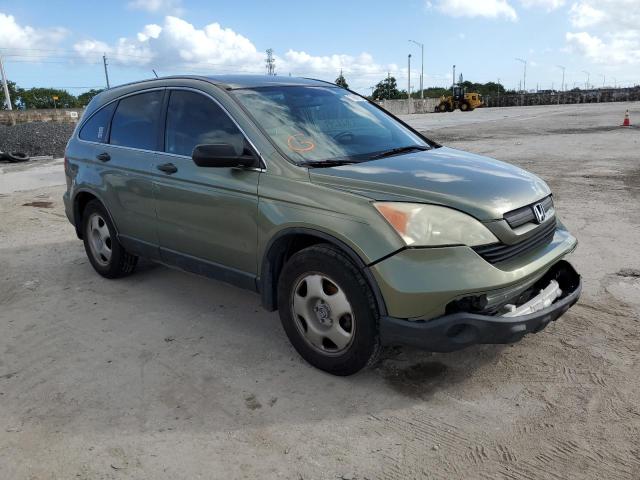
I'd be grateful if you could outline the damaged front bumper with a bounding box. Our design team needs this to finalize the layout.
[379,260,581,352]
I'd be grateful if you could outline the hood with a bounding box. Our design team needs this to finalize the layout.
[309,146,551,221]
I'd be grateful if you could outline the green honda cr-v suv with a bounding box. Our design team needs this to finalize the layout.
[64,75,581,375]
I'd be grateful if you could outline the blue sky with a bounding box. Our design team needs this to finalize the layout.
[0,0,637,95]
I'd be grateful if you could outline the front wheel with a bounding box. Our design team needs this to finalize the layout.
[277,244,381,376]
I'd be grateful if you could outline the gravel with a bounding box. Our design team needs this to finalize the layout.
[0,122,76,158]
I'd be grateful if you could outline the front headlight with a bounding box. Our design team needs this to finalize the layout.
[374,202,499,247]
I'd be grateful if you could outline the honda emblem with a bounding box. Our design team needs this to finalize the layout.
[533,203,546,223]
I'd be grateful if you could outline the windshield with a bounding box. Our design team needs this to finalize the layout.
[232,86,429,164]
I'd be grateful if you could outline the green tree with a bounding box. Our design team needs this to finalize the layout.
[17,87,78,109]
[420,87,450,98]
[77,89,104,106]
[0,80,19,110]
[335,71,349,89]
[372,76,401,100]
[458,80,505,97]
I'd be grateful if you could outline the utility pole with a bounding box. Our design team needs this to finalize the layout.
[601,74,605,88]
[557,65,566,92]
[452,65,456,94]
[409,40,424,99]
[582,70,590,89]
[0,54,13,110]
[265,49,276,76]
[407,54,411,114]
[515,58,527,92]
[103,54,111,89]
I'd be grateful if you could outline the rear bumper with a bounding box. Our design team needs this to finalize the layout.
[379,261,581,352]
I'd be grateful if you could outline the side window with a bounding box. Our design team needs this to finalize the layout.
[78,103,116,143]
[110,91,163,150]
[165,90,245,157]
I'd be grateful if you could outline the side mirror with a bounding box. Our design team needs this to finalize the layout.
[192,143,259,168]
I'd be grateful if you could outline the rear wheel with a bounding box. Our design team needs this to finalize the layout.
[82,200,137,278]
[460,102,470,111]
[277,244,381,376]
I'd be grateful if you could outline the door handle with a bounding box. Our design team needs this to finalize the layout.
[96,152,111,162]
[157,163,178,174]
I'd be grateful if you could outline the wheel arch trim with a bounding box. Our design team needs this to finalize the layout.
[259,227,388,316]
[72,188,119,238]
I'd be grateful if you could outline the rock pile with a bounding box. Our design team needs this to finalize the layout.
[0,122,76,158]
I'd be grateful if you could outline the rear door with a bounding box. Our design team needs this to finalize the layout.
[152,88,260,285]
[95,89,164,250]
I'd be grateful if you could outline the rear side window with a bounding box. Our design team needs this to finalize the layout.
[79,103,116,143]
[110,91,163,150]
[165,90,245,157]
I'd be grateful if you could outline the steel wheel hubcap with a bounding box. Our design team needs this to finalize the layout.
[291,273,355,355]
[87,213,112,266]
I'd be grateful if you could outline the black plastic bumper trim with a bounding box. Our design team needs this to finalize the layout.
[379,263,582,352]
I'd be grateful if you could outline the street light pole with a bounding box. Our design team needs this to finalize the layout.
[407,54,412,114]
[515,58,527,92]
[582,70,590,89]
[557,65,566,92]
[409,40,424,99]
[452,64,456,94]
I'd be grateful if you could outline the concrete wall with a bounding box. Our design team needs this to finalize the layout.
[376,98,439,115]
[375,87,640,114]
[0,108,84,126]
[484,87,640,108]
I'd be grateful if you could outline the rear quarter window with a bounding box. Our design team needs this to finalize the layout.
[78,103,116,143]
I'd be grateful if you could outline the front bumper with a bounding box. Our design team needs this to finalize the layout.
[368,224,578,320]
[379,260,581,351]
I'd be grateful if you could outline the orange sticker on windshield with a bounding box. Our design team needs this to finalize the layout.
[287,133,316,153]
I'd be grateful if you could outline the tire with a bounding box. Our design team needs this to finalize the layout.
[438,103,447,113]
[7,152,29,163]
[277,244,381,376]
[82,200,137,279]
[460,102,469,111]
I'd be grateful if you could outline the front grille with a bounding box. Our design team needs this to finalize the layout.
[504,196,554,228]
[474,219,557,264]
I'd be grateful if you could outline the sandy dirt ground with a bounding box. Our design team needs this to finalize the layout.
[1,102,639,479]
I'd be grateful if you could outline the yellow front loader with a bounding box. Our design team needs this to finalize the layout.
[436,86,484,112]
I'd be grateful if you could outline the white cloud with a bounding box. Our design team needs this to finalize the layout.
[565,1,640,65]
[127,0,183,14]
[568,2,606,27]
[0,12,67,50]
[137,24,162,42]
[566,31,640,64]
[72,16,396,88]
[429,0,518,21]
[520,0,565,10]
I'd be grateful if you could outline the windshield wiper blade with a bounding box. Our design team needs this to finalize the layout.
[299,159,359,168]
[368,145,429,160]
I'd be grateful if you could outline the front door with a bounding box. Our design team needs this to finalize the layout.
[152,89,260,287]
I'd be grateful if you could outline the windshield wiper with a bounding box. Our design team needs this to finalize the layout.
[368,145,429,160]
[299,159,360,168]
